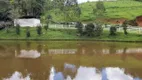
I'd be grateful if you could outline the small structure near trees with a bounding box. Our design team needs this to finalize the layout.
[14,18,41,27]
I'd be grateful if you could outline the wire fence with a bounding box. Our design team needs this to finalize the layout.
[48,23,142,34]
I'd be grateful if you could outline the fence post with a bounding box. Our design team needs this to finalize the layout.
[139,28,141,34]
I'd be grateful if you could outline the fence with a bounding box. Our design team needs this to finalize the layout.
[49,24,76,29]
[48,23,142,34]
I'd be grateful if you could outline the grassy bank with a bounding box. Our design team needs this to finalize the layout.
[45,0,142,22]
[0,27,142,42]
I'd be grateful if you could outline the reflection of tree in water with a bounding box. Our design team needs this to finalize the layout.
[63,63,77,79]
[44,46,49,54]
[121,47,128,61]
[76,43,85,55]
[16,43,21,55]
[109,44,117,54]
[26,41,31,50]
[0,45,5,53]
[79,43,95,55]
[77,42,108,55]
[0,45,6,57]
[17,58,50,80]
[0,43,15,57]
[37,44,42,53]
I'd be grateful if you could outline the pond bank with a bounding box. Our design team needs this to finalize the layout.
[0,28,142,42]
[1,39,142,43]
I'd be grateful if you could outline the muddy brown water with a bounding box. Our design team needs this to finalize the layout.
[0,41,142,80]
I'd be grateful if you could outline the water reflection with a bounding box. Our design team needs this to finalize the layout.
[0,41,142,79]
[74,67,101,80]
[16,50,41,59]
[49,65,142,80]
[49,67,64,80]
[1,41,142,57]
[3,71,30,80]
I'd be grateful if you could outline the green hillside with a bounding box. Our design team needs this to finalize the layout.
[45,0,142,22]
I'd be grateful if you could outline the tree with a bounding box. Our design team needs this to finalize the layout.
[76,22,83,36]
[44,22,49,31]
[10,0,45,18]
[36,25,42,36]
[85,23,95,37]
[94,23,103,36]
[122,21,128,35]
[15,24,20,35]
[63,0,81,21]
[92,1,106,16]
[96,1,105,12]
[26,27,31,37]
[109,26,117,36]
[0,0,11,21]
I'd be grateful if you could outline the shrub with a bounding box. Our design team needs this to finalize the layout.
[75,22,83,36]
[15,24,20,35]
[122,21,128,35]
[94,23,103,36]
[6,27,9,33]
[26,27,30,38]
[47,14,52,20]
[36,25,42,36]
[96,1,105,12]
[85,23,95,37]
[44,23,49,31]
[109,26,117,36]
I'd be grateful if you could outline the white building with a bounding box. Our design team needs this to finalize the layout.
[14,18,41,27]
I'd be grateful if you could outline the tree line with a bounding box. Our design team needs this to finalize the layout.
[0,0,106,22]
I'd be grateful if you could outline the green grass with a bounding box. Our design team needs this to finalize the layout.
[1,27,142,42]
[44,0,142,22]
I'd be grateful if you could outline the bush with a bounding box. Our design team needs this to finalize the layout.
[75,22,83,36]
[44,23,49,31]
[96,1,105,12]
[85,23,95,37]
[94,23,103,36]
[26,27,30,38]
[36,25,42,36]
[15,24,20,35]
[109,26,117,36]
[122,21,128,35]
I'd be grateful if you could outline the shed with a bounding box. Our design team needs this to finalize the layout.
[14,18,41,27]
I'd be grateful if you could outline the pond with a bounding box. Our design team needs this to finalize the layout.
[0,41,142,80]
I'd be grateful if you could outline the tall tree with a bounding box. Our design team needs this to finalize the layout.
[63,0,81,21]
[10,0,46,18]
[0,0,11,21]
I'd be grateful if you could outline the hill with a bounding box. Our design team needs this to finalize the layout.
[44,0,142,23]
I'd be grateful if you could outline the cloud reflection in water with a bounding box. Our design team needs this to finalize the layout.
[49,65,141,80]
[3,71,30,80]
